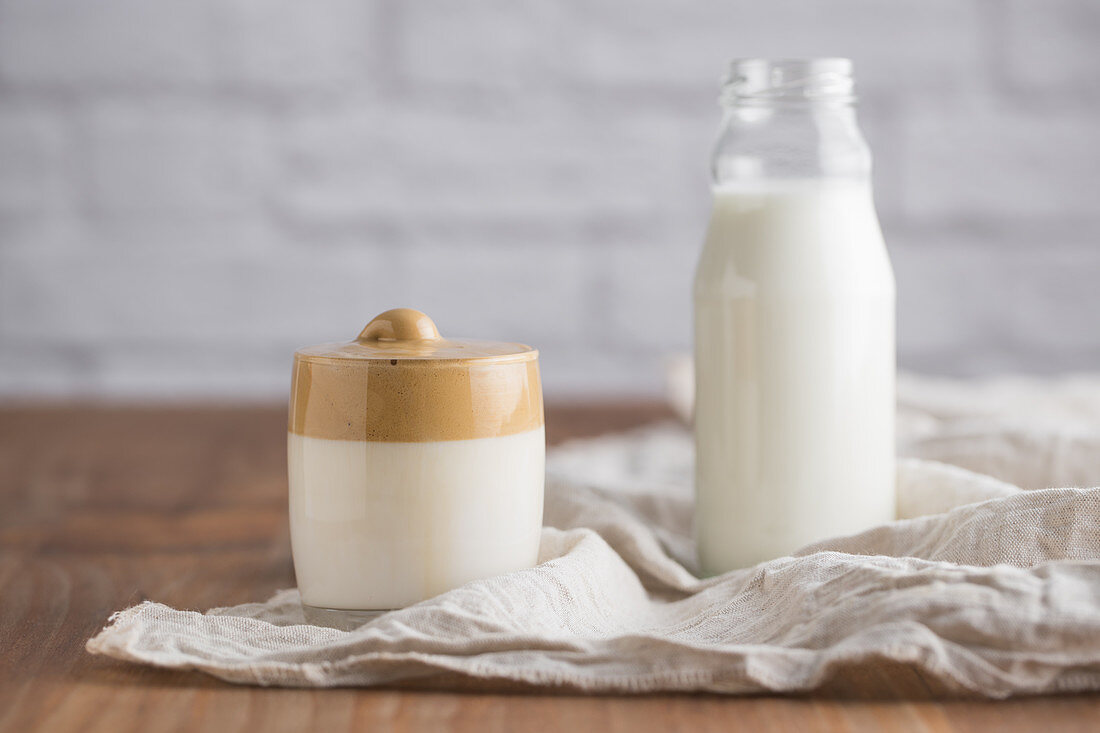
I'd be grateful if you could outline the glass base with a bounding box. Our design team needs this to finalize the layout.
[301,603,391,631]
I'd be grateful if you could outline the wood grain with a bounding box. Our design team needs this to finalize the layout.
[1,403,1097,732]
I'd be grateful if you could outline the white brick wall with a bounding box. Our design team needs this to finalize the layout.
[902,103,1100,223]
[0,0,1098,399]
[557,0,988,94]
[394,0,560,92]
[891,230,1100,374]
[85,101,273,217]
[1003,0,1100,94]
[0,0,217,88]
[0,105,72,216]
[217,0,377,90]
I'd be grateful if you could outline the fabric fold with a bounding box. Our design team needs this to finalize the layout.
[87,378,1100,696]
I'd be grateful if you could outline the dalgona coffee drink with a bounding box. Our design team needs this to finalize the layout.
[288,309,544,626]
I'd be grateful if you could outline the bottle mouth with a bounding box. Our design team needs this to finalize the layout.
[721,58,856,106]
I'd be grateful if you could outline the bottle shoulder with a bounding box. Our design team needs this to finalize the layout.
[694,184,894,298]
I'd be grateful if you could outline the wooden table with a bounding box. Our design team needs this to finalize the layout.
[1,404,1097,732]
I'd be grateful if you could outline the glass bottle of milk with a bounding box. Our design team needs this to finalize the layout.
[694,58,895,574]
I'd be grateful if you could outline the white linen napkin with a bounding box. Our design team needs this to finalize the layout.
[87,376,1100,696]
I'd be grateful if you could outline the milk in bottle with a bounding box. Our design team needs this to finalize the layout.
[694,59,896,573]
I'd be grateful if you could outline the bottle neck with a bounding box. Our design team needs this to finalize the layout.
[712,59,870,186]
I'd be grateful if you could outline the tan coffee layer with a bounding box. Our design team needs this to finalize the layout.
[289,356,543,442]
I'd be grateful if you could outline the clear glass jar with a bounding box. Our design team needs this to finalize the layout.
[694,59,896,573]
[289,309,545,628]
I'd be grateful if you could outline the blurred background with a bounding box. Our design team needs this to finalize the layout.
[0,0,1097,401]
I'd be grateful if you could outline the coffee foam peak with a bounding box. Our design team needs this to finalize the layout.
[289,309,543,442]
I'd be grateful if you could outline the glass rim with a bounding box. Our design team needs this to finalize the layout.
[721,57,857,106]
